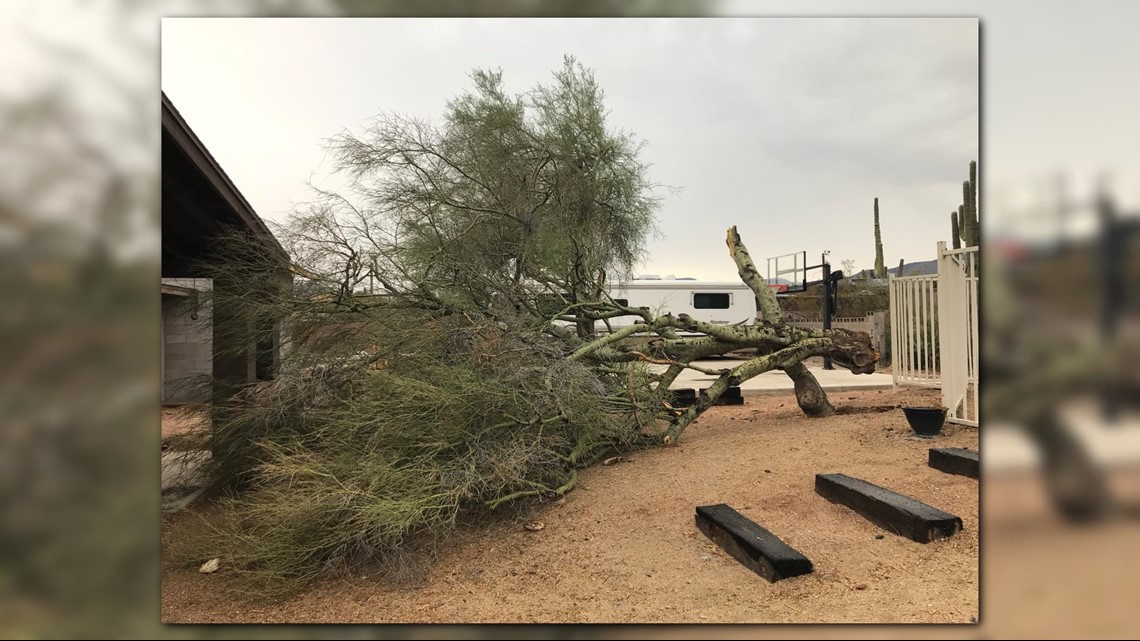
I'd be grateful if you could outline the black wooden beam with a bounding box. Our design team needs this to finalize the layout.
[815,473,963,543]
[670,388,697,407]
[694,504,813,582]
[928,448,979,479]
[699,386,745,405]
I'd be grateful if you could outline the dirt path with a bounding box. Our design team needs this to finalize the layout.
[162,387,978,624]
[161,405,208,442]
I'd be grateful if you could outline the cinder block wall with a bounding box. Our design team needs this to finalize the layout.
[785,312,888,364]
[162,279,213,403]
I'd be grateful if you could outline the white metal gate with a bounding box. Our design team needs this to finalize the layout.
[889,243,979,427]
[937,243,979,427]
[889,273,940,387]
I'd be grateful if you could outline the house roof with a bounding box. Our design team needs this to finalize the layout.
[161,91,288,273]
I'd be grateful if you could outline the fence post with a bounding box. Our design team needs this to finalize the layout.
[871,311,887,364]
[937,241,965,421]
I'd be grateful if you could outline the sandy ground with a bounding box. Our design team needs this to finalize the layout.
[617,472,1140,640]
[161,405,208,443]
[161,387,979,624]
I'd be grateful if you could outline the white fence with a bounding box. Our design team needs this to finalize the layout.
[888,274,940,387]
[889,243,979,427]
[938,243,979,427]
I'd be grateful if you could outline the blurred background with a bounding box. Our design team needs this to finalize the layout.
[1,0,1138,638]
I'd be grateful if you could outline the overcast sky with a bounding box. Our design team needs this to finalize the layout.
[162,17,976,281]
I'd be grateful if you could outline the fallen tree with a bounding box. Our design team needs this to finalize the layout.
[556,225,876,443]
[183,58,877,596]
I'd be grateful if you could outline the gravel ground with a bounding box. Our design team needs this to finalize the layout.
[162,387,979,624]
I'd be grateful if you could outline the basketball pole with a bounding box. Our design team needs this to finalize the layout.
[773,250,839,371]
[821,251,833,370]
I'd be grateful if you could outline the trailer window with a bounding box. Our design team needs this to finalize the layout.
[613,298,629,307]
[693,293,731,309]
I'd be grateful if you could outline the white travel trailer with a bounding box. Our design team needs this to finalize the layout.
[604,278,759,332]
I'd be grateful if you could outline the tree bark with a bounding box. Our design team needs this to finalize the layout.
[726,225,782,323]
[663,338,834,443]
[785,361,835,416]
[549,228,874,441]
[726,225,836,417]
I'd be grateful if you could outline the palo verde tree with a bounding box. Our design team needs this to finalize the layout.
[191,56,878,595]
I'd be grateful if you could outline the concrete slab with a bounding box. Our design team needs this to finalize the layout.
[162,450,211,491]
[981,425,1040,473]
[162,450,211,513]
[657,359,894,396]
[985,403,1140,474]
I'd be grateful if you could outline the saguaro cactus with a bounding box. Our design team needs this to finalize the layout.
[968,160,979,246]
[951,161,980,248]
[873,197,885,278]
[898,258,905,277]
[962,181,975,247]
[958,204,968,246]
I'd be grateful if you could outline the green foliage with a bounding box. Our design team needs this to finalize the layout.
[190,313,661,597]
[181,58,669,597]
[322,55,661,313]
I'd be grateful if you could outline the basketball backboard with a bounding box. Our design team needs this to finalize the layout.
[766,251,807,292]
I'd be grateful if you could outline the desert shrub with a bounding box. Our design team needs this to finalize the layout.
[183,314,662,597]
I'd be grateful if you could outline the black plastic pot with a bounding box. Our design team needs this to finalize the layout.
[902,407,947,438]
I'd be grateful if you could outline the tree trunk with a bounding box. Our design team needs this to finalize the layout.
[786,361,835,416]
[663,338,835,443]
[1028,412,1112,522]
[560,228,876,444]
[726,225,837,417]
